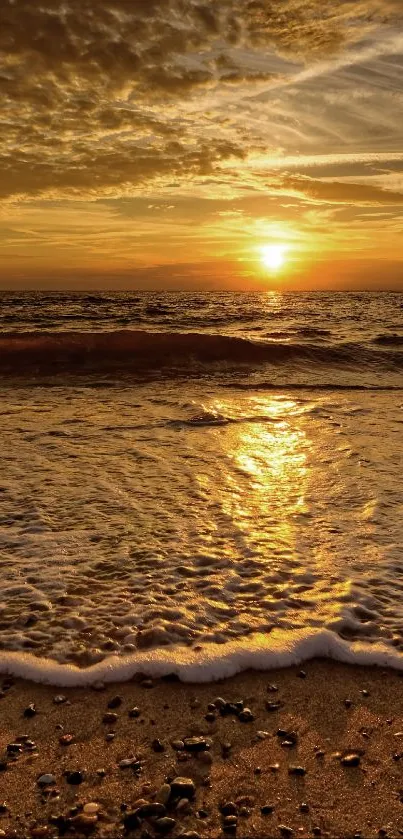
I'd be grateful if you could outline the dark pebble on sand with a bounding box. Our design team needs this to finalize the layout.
[197,809,208,819]
[107,695,123,709]
[221,742,232,758]
[312,828,321,836]
[213,697,226,710]
[266,701,281,712]
[23,704,37,718]
[207,703,216,712]
[0,803,8,814]
[183,737,211,752]
[341,753,361,767]
[65,770,84,785]
[53,695,67,704]
[171,739,185,751]
[261,805,274,815]
[102,712,118,724]
[129,707,140,718]
[279,826,294,837]
[152,738,165,753]
[205,712,216,722]
[223,815,238,827]
[106,732,115,742]
[344,699,353,708]
[71,814,98,833]
[0,762,8,772]
[170,777,196,800]
[297,670,307,679]
[300,803,310,813]
[141,679,154,689]
[288,766,306,776]
[220,802,238,817]
[239,708,255,722]
[136,803,166,819]
[361,689,370,697]
[267,683,279,692]
[155,817,176,834]
[7,743,22,754]
[123,811,140,831]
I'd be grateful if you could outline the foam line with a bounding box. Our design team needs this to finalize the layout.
[0,629,402,686]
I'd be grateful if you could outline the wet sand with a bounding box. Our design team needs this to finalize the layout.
[0,659,403,838]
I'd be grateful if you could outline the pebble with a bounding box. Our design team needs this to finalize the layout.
[221,742,232,758]
[155,817,176,834]
[269,762,280,772]
[279,826,294,837]
[102,712,118,724]
[119,757,139,769]
[361,689,370,697]
[107,695,123,709]
[223,815,238,827]
[83,803,100,814]
[123,811,140,831]
[288,765,306,776]
[197,751,213,766]
[171,739,185,751]
[297,670,307,679]
[267,683,279,692]
[129,707,141,718]
[313,828,321,837]
[136,803,166,818]
[170,777,196,800]
[106,732,115,742]
[59,734,74,746]
[213,697,227,710]
[238,708,255,722]
[37,774,56,786]
[23,704,37,718]
[197,809,209,819]
[53,695,67,704]
[341,753,361,767]
[156,784,172,805]
[183,737,211,752]
[140,679,154,689]
[0,804,7,814]
[257,730,270,740]
[266,701,281,712]
[344,699,353,708]
[220,802,238,816]
[65,770,85,785]
[71,814,98,832]
[261,805,275,815]
[205,712,216,722]
[300,803,310,813]
[176,797,191,812]
[152,738,165,753]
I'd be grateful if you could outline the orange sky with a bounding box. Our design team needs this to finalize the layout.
[1,0,403,289]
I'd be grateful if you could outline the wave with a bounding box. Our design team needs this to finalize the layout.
[0,330,402,377]
[0,628,402,686]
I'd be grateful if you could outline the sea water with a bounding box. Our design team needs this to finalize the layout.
[0,290,402,684]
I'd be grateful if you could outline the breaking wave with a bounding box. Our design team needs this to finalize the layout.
[0,330,402,377]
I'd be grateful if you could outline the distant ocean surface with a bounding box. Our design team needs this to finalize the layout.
[0,290,403,685]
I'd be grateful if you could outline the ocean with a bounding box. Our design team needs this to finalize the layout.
[0,290,403,685]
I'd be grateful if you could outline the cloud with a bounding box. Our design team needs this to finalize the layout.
[280,174,403,204]
[0,0,402,201]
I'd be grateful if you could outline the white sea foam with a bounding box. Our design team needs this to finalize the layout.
[0,628,402,686]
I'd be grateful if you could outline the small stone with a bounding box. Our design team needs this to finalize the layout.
[312,828,321,837]
[300,803,310,813]
[65,770,84,785]
[297,670,307,679]
[221,742,232,758]
[266,701,281,712]
[238,708,255,722]
[171,739,185,751]
[7,743,22,754]
[128,707,140,718]
[83,803,101,814]
[102,712,118,724]
[170,777,196,800]
[105,732,115,742]
[315,750,325,758]
[37,774,56,786]
[183,737,211,752]
[288,766,306,776]
[152,738,165,753]
[279,826,294,837]
[96,768,106,776]
[71,814,98,833]
[361,689,370,697]
[220,802,238,816]
[198,751,213,766]
[261,805,274,815]
[141,678,154,689]
[205,712,216,722]
[119,757,139,769]
[155,817,176,834]
[107,695,122,709]
[156,784,172,805]
[269,763,280,772]
[213,697,226,709]
[197,809,209,819]
[257,731,270,740]
[267,683,279,692]
[23,704,37,718]
[176,798,191,812]
[123,811,140,832]
[277,729,298,743]
[344,699,353,708]
[53,695,67,704]
[59,734,74,746]
[136,803,166,818]
[341,753,361,767]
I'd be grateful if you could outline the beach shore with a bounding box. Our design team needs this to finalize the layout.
[0,658,402,838]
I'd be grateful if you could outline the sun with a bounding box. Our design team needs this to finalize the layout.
[260,244,287,271]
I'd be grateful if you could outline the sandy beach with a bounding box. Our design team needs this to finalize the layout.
[0,659,402,838]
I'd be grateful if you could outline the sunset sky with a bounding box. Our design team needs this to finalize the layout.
[1,0,403,289]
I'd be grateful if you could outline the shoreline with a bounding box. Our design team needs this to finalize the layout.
[0,659,402,838]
